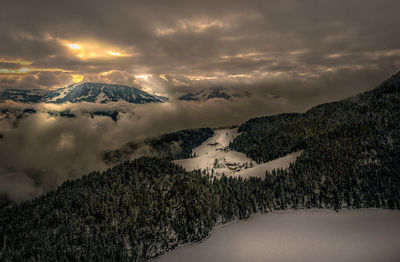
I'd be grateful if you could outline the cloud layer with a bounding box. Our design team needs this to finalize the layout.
[0,95,298,201]
[0,0,399,97]
[0,0,400,201]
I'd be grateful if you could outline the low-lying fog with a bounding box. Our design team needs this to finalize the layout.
[155,209,400,262]
[0,95,301,202]
[0,69,392,202]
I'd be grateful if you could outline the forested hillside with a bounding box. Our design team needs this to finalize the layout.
[1,72,399,261]
[231,71,400,209]
[2,152,399,261]
[103,128,214,165]
[231,72,400,164]
[0,158,268,261]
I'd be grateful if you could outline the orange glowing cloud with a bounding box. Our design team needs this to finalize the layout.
[65,43,82,50]
[159,74,168,81]
[135,74,151,80]
[108,51,122,56]
[60,39,132,59]
[100,70,113,76]
[71,74,84,83]
[0,67,70,74]
[0,58,32,65]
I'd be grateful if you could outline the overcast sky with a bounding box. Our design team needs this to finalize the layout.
[0,0,399,99]
[1,0,400,201]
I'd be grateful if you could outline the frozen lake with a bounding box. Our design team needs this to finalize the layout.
[154,209,400,262]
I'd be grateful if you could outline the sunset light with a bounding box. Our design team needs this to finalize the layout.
[61,39,130,59]
[1,1,400,261]
[0,67,68,74]
[135,74,151,80]
[71,74,83,83]
[65,43,82,50]
[0,58,32,65]
[108,51,122,56]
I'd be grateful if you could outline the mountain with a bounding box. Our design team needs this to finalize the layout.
[0,83,168,104]
[45,83,168,104]
[178,87,249,101]
[0,89,47,103]
[1,72,400,261]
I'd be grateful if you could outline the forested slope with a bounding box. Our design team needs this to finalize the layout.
[103,128,213,165]
[231,72,400,164]
[2,151,399,261]
[1,72,400,261]
[231,71,400,209]
[0,158,268,261]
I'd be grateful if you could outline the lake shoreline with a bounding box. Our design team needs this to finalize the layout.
[154,208,400,262]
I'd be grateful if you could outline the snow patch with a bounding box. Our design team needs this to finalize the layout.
[233,151,303,179]
[95,90,109,103]
[175,128,302,178]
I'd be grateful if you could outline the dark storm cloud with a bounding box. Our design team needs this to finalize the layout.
[1,0,399,88]
[0,0,400,201]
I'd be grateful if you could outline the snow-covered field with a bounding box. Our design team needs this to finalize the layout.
[232,150,303,179]
[174,128,254,176]
[174,128,302,178]
[155,209,400,262]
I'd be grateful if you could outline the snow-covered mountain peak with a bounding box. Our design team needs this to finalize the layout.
[0,82,169,104]
[178,86,250,101]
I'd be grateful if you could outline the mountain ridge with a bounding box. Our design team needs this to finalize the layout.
[0,82,168,104]
[178,86,250,101]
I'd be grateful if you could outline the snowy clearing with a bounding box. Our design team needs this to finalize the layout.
[232,150,303,179]
[174,128,254,176]
[174,128,302,178]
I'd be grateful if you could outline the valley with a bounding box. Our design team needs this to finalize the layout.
[174,128,302,178]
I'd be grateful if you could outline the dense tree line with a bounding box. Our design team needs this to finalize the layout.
[103,128,214,165]
[231,72,400,165]
[0,158,263,261]
[230,71,400,208]
[2,151,399,261]
[230,112,307,163]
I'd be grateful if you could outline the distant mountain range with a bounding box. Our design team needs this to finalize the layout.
[0,83,253,104]
[0,83,168,104]
[178,87,250,101]
[0,89,47,103]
